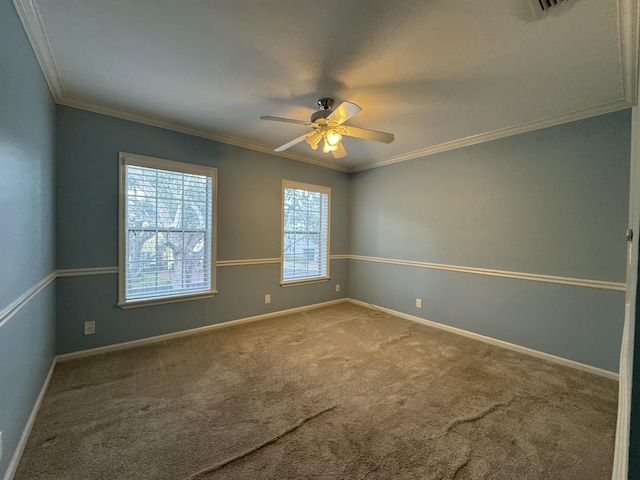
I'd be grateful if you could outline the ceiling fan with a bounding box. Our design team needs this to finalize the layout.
[260,98,394,158]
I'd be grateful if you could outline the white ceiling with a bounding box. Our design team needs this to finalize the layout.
[14,0,638,172]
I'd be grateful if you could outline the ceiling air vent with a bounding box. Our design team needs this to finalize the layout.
[528,0,567,17]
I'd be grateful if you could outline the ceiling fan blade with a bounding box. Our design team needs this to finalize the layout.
[260,116,313,126]
[274,133,310,152]
[341,125,394,144]
[331,142,347,158]
[327,101,362,125]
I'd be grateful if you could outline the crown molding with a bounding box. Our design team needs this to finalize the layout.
[14,0,638,174]
[58,94,633,175]
[12,0,65,100]
[351,100,633,172]
[12,0,348,173]
[354,0,639,173]
[58,95,350,173]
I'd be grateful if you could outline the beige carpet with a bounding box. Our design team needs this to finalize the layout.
[15,303,617,479]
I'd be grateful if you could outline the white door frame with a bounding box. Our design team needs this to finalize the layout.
[612,107,640,479]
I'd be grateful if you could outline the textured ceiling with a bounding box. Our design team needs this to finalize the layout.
[14,0,638,171]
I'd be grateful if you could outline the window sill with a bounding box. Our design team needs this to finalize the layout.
[280,277,331,287]
[118,291,218,309]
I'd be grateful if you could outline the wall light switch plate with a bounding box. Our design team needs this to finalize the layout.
[416,298,422,308]
[84,321,96,335]
[336,284,341,292]
[265,294,271,304]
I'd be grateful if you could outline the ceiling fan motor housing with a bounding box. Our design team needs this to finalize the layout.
[311,98,335,123]
[317,98,334,110]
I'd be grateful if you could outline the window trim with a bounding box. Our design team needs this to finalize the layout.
[118,152,217,308]
[280,180,331,286]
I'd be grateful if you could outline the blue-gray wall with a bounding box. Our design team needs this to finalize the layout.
[3,4,637,474]
[348,111,630,372]
[0,1,57,478]
[55,106,349,354]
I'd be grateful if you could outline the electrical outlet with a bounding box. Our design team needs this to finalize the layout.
[84,321,96,335]
[336,284,341,292]
[416,298,422,308]
[265,294,271,304]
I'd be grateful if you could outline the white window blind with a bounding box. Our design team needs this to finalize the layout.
[119,153,217,307]
[282,180,330,284]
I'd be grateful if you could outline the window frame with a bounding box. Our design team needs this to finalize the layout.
[280,180,331,286]
[118,152,218,309]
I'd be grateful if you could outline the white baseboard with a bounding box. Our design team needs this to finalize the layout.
[57,298,348,362]
[346,298,619,381]
[3,358,57,480]
[57,296,619,379]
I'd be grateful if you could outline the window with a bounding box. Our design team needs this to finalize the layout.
[281,180,330,285]
[118,153,217,308]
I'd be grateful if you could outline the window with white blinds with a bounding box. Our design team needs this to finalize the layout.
[118,153,217,307]
[281,180,330,285]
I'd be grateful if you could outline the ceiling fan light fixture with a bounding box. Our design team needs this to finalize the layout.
[322,141,338,153]
[325,129,342,147]
[322,130,341,153]
[261,98,394,158]
[306,130,323,150]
